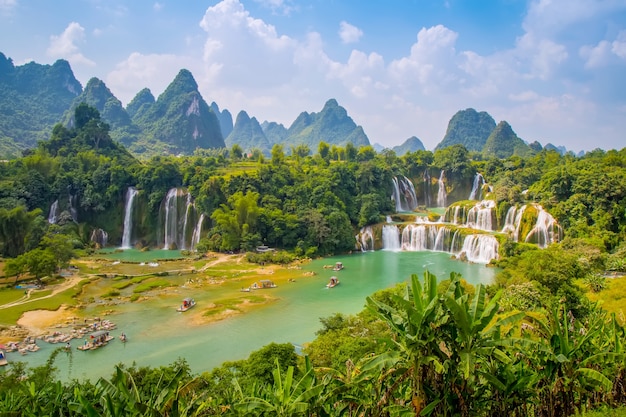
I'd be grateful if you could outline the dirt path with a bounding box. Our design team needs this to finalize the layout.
[0,275,84,310]
[198,253,242,271]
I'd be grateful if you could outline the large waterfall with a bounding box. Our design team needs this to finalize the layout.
[121,187,138,249]
[391,176,418,212]
[436,170,447,208]
[48,200,59,224]
[190,213,205,251]
[356,226,374,251]
[469,173,485,200]
[161,188,205,250]
[466,200,496,231]
[382,224,401,250]
[380,220,498,264]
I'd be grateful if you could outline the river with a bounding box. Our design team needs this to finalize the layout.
[3,250,497,382]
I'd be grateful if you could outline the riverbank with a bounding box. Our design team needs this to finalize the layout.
[0,252,310,345]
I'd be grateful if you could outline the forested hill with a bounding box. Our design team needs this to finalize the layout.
[0,52,82,158]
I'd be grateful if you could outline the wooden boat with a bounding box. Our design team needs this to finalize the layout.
[326,276,340,288]
[250,280,277,290]
[119,333,128,343]
[77,330,114,351]
[177,298,196,312]
[332,262,344,271]
[0,349,7,366]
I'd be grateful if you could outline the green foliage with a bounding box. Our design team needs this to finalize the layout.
[436,108,496,152]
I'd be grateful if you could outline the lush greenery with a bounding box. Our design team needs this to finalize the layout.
[1,271,625,416]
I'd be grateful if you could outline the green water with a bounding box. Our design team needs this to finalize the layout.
[5,251,496,382]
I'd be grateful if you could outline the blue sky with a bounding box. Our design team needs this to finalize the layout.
[1,0,625,152]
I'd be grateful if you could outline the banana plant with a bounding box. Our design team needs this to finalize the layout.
[235,358,324,417]
[364,271,448,416]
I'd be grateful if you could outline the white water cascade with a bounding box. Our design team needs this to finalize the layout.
[457,235,499,264]
[525,205,563,248]
[190,213,205,251]
[162,188,181,250]
[356,226,374,251]
[391,176,418,212]
[469,173,485,200]
[436,170,447,208]
[68,193,78,222]
[180,193,193,250]
[466,200,497,231]
[121,187,138,249]
[382,225,401,250]
[48,200,59,224]
[90,229,109,248]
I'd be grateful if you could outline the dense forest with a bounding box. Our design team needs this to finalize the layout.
[1,104,626,415]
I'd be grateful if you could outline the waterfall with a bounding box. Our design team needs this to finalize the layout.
[180,193,193,250]
[48,200,59,224]
[457,235,499,264]
[90,228,108,248]
[466,200,496,231]
[356,226,374,251]
[386,215,392,223]
[162,188,181,250]
[121,187,138,249]
[469,173,485,200]
[525,205,563,248]
[190,213,205,251]
[382,225,401,250]
[423,169,431,207]
[436,170,447,207]
[391,176,418,212]
[501,206,517,234]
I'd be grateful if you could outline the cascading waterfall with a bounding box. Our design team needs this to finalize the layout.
[382,225,400,250]
[391,176,418,212]
[48,200,59,224]
[525,205,563,248]
[436,170,447,207]
[180,193,193,250]
[469,173,485,200]
[190,213,205,251]
[90,229,108,248]
[466,200,496,231]
[423,169,431,207]
[121,187,138,249]
[457,235,499,264]
[501,206,517,234]
[386,215,392,223]
[356,226,374,251]
[162,188,182,250]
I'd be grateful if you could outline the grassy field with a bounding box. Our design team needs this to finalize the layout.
[586,276,626,322]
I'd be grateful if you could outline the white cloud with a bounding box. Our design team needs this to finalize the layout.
[0,0,17,15]
[339,21,363,44]
[153,2,164,12]
[612,30,626,59]
[580,40,612,68]
[46,22,95,67]
[106,52,195,105]
[252,0,295,15]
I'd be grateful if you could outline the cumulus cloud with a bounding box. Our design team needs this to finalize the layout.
[580,40,612,68]
[612,30,626,59]
[106,52,195,105]
[46,22,95,67]
[198,0,296,88]
[0,0,17,14]
[339,21,363,44]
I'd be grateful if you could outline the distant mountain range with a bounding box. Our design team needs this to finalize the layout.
[0,52,575,159]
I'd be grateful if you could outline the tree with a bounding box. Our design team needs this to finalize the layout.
[318,141,330,161]
[231,143,243,161]
[271,144,285,166]
[24,248,57,284]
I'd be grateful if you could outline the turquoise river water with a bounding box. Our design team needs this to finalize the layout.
[3,250,497,382]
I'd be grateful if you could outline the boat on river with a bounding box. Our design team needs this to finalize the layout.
[332,262,344,271]
[77,330,114,351]
[177,298,196,312]
[0,349,7,366]
[250,280,277,290]
[326,276,340,288]
[119,332,128,343]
